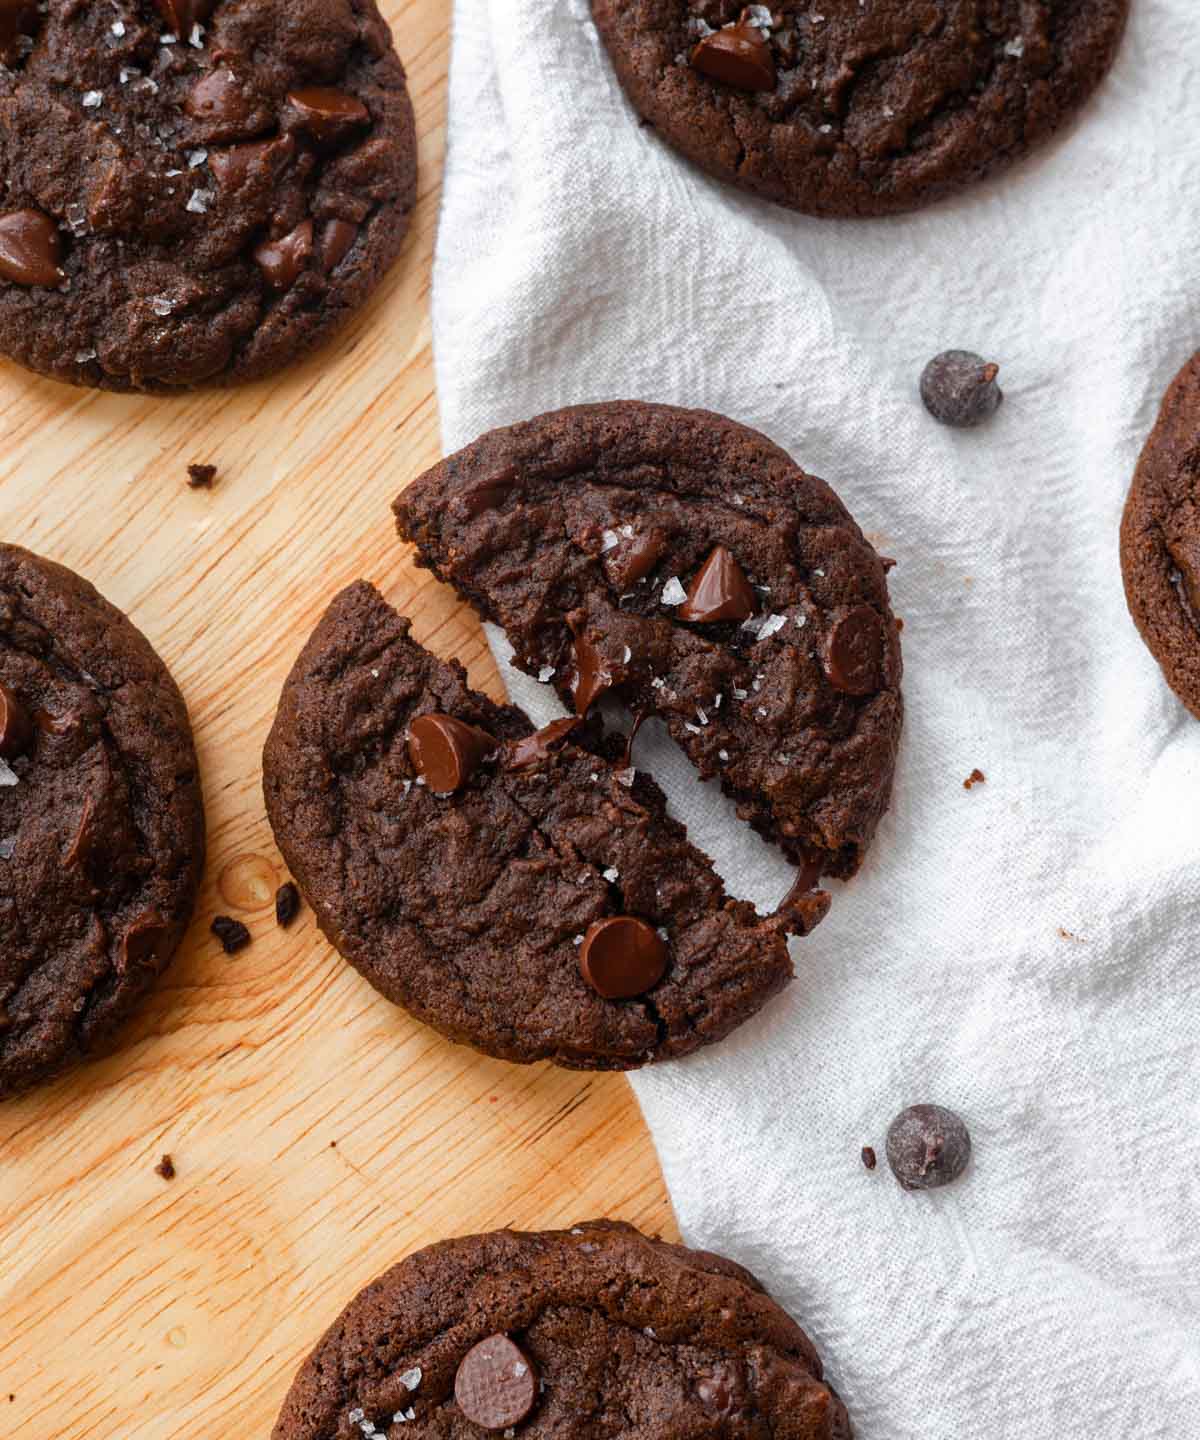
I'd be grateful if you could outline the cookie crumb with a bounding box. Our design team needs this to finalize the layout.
[186,462,217,488]
[211,914,250,953]
[1058,927,1084,943]
[275,880,301,927]
[154,1154,176,1180]
[861,1145,877,1171]
[963,768,986,790]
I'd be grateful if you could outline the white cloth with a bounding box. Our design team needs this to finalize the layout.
[431,3,1200,1434]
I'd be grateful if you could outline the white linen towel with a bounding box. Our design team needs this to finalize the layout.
[430,2,1200,1433]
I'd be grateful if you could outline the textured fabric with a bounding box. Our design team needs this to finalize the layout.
[431,3,1200,1434]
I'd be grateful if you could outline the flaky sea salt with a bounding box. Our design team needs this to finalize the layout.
[602,868,619,883]
[150,296,174,316]
[190,22,204,46]
[614,767,635,788]
[0,838,15,860]
[660,576,687,605]
[186,188,212,213]
[1005,36,1025,57]
[795,614,807,628]
[717,749,729,762]
[621,645,631,663]
[0,760,18,787]
[187,148,208,168]
[732,687,748,700]
[757,614,787,639]
[82,90,103,107]
[600,528,619,552]
[650,676,666,690]
[684,722,701,734]
[111,20,126,36]
[537,665,555,682]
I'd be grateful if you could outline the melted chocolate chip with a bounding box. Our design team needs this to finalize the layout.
[0,681,33,760]
[0,209,64,288]
[254,220,313,291]
[604,525,667,590]
[824,605,885,695]
[185,67,271,143]
[678,544,756,623]
[886,1104,972,1191]
[408,713,496,793]
[120,917,169,973]
[458,465,518,520]
[570,628,613,715]
[319,218,358,274]
[691,18,776,93]
[504,717,580,771]
[579,915,669,999]
[285,87,369,144]
[208,134,295,191]
[775,856,830,935]
[454,1335,538,1432]
[154,0,215,38]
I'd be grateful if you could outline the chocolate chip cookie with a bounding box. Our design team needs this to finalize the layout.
[0,544,205,1098]
[591,2,1130,218]
[1121,352,1200,719]
[263,581,810,1071]
[394,401,902,884]
[0,0,416,390]
[271,1221,852,1440]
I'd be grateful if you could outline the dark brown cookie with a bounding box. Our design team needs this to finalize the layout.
[0,0,416,391]
[591,1,1130,218]
[394,401,902,885]
[1121,353,1200,719]
[262,581,809,1071]
[0,544,205,1098]
[270,1221,852,1440]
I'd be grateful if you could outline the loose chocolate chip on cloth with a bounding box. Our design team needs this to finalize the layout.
[0,543,205,1099]
[262,580,810,1070]
[1121,351,1200,720]
[270,1221,852,1440]
[394,401,902,884]
[0,0,416,390]
[590,1,1130,218]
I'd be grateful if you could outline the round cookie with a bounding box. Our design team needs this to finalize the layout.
[0,0,416,391]
[271,1221,852,1440]
[0,544,205,1098]
[591,1,1130,218]
[1121,352,1200,719]
[263,582,811,1072]
[394,401,902,884]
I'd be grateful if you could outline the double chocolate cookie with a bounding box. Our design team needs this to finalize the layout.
[591,2,1130,217]
[1121,353,1200,719]
[395,401,902,884]
[271,1221,852,1439]
[263,582,805,1071]
[0,544,205,1098]
[0,0,416,390]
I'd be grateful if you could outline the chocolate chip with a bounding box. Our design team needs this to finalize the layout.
[254,220,313,291]
[154,0,214,38]
[605,525,667,590]
[886,1104,972,1191]
[454,1335,538,1432]
[0,681,32,760]
[579,915,669,999]
[408,713,496,793]
[678,545,756,623]
[185,67,272,143]
[823,605,885,695]
[0,0,38,67]
[154,1153,176,1180]
[275,880,301,927]
[319,218,358,274]
[695,1364,739,1415]
[504,717,580,771]
[208,134,295,190]
[0,209,65,288]
[120,917,169,973]
[186,463,216,489]
[570,628,613,715]
[211,914,251,954]
[861,1145,877,1171]
[458,465,518,520]
[963,768,986,790]
[775,856,830,935]
[920,350,1003,428]
[691,17,776,93]
[285,87,369,145]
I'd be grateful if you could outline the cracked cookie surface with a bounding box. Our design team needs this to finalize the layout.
[591,1,1129,217]
[0,544,205,1098]
[262,581,802,1070]
[0,0,416,390]
[1121,353,1200,720]
[394,401,902,884]
[271,1221,852,1440]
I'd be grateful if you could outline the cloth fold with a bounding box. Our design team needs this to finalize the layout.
[432,3,1200,1433]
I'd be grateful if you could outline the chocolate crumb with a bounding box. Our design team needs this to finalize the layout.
[154,1154,176,1180]
[861,1145,877,1171]
[211,914,251,953]
[963,768,986,790]
[275,880,301,927]
[187,463,217,488]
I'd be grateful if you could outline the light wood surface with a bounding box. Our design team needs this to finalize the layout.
[0,6,673,1435]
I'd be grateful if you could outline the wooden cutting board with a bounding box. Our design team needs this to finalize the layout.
[0,6,673,1435]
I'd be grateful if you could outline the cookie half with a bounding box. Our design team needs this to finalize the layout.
[1121,352,1200,719]
[271,1221,851,1440]
[0,544,205,1098]
[394,401,902,883]
[591,1,1130,218]
[0,0,416,390]
[263,581,808,1071]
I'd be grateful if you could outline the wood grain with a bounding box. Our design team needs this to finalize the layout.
[0,6,673,1435]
